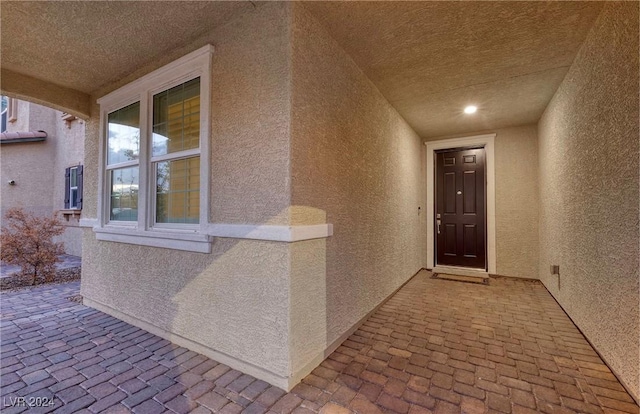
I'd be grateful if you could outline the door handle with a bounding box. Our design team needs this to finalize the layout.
[436,219,441,234]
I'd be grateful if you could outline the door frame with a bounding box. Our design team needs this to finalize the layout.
[425,134,496,276]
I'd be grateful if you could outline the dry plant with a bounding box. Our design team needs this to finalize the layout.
[1,208,64,285]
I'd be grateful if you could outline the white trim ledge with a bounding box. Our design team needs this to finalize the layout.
[94,227,212,253]
[206,223,333,242]
[79,218,99,228]
[85,222,333,252]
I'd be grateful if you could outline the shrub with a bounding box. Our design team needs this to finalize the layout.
[1,208,64,285]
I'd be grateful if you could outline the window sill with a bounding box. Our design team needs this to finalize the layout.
[81,220,334,253]
[93,226,212,253]
[59,209,82,226]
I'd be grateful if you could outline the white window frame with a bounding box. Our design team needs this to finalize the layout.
[95,45,214,253]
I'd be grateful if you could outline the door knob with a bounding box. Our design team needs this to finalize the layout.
[436,219,441,234]
[457,190,462,195]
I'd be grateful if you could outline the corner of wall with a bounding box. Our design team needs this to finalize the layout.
[536,2,639,402]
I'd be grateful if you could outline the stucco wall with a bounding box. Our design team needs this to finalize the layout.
[424,125,540,279]
[81,235,291,380]
[84,2,292,228]
[1,101,56,219]
[538,2,639,401]
[289,238,327,382]
[290,4,426,355]
[53,113,85,257]
[1,100,84,256]
[81,2,426,386]
[81,3,296,386]
[494,126,539,279]
[1,142,55,220]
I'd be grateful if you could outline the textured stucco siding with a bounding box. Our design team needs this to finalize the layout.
[81,3,295,383]
[289,239,327,380]
[207,4,291,226]
[1,68,91,119]
[82,234,290,377]
[1,141,55,219]
[290,4,426,351]
[0,99,84,256]
[494,126,539,279]
[85,2,292,227]
[538,2,639,401]
[53,108,85,257]
[1,101,56,218]
[424,125,540,279]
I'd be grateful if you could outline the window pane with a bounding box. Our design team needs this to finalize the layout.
[108,102,140,165]
[110,167,139,221]
[70,168,78,187]
[152,78,200,157]
[71,189,78,208]
[155,156,199,224]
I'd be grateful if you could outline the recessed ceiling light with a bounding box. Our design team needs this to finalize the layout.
[464,105,477,114]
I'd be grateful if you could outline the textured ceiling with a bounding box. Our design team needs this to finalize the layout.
[1,1,254,94]
[2,1,603,137]
[303,1,604,138]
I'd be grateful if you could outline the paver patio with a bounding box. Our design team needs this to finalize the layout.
[1,271,637,414]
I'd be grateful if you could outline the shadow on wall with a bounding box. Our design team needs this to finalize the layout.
[82,206,328,389]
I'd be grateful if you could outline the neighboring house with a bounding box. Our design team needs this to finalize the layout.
[0,97,85,257]
[1,1,637,402]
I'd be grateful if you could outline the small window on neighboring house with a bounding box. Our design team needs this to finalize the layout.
[65,166,83,209]
[1,96,7,133]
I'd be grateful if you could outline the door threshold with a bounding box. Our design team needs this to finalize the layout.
[432,265,488,278]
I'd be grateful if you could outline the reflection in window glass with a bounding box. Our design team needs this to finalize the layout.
[108,102,140,165]
[152,78,200,157]
[110,167,139,221]
[155,157,200,224]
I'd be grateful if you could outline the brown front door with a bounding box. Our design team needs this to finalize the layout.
[435,147,486,269]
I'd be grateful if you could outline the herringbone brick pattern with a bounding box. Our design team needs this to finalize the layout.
[1,272,637,413]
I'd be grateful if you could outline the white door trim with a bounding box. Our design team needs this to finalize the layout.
[425,134,496,274]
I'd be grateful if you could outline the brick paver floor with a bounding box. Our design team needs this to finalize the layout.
[1,271,638,413]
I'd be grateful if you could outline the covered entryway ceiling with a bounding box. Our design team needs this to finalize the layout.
[305,1,603,138]
[2,1,603,136]
[1,1,252,95]
[0,1,255,117]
